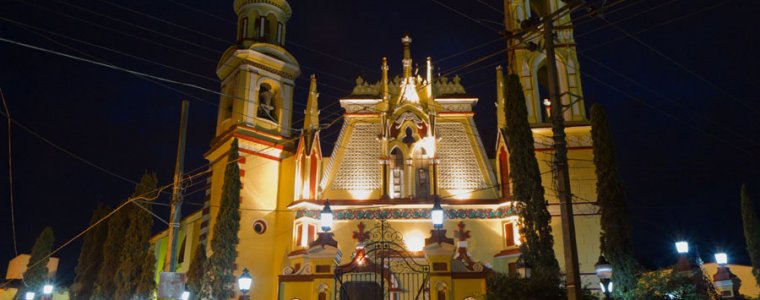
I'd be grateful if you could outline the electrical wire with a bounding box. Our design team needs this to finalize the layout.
[0,88,18,256]
[580,72,755,156]
[598,18,760,116]
[428,0,504,33]
[581,54,760,148]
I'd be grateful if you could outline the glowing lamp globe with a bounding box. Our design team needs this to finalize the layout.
[320,200,334,232]
[431,196,444,229]
[594,256,612,280]
[181,291,190,300]
[25,292,35,300]
[675,241,689,254]
[43,284,53,295]
[238,268,252,294]
[715,253,728,265]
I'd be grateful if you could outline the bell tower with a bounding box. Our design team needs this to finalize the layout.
[503,0,586,124]
[215,0,299,138]
[202,1,299,299]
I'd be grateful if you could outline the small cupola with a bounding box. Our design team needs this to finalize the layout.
[234,0,291,47]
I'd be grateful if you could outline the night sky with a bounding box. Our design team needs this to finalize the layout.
[1,0,759,284]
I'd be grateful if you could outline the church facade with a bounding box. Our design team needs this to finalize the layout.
[151,0,603,299]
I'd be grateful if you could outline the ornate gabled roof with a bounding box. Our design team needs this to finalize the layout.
[349,73,468,98]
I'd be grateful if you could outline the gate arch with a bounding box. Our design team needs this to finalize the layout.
[335,220,430,300]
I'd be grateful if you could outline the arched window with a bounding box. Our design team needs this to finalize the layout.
[276,22,284,44]
[239,17,248,40]
[257,83,277,122]
[256,16,269,40]
[536,63,551,123]
[390,148,404,199]
[413,148,429,198]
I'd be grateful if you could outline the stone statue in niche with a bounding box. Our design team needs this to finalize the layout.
[258,83,277,122]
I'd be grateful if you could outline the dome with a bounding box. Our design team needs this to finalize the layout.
[234,0,292,18]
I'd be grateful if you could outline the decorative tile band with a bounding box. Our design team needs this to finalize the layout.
[295,207,518,220]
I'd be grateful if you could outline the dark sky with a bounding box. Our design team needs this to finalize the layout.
[1,0,759,284]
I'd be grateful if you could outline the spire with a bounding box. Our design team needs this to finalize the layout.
[426,57,433,100]
[381,57,389,101]
[496,66,506,130]
[305,74,319,130]
[402,33,413,78]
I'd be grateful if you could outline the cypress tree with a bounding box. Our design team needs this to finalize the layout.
[185,244,207,300]
[741,184,760,287]
[206,139,242,299]
[71,205,110,300]
[20,227,55,298]
[114,172,158,299]
[590,104,640,297]
[91,206,128,300]
[503,74,560,285]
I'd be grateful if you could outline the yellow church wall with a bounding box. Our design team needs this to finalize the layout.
[236,150,289,300]
[271,155,297,289]
[452,278,487,300]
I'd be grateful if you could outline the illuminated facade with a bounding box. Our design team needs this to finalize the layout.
[151,0,603,299]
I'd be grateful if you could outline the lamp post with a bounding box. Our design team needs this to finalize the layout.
[675,241,689,254]
[320,200,334,232]
[595,256,613,299]
[431,196,444,230]
[238,268,252,300]
[674,241,694,273]
[516,255,531,279]
[41,283,54,300]
[713,252,741,298]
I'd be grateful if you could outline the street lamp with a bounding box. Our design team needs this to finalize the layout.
[675,241,689,254]
[320,200,334,232]
[595,256,613,299]
[181,291,190,300]
[431,196,444,229]
[715,252,728,266]
[516,255,531,279]
[42,284,53,295]
[238,267,252,298]
[24,292,35,300]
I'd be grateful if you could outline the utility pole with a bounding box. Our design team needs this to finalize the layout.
[544,17,583,300]
[502,0,513,72]
[165,100,190,273]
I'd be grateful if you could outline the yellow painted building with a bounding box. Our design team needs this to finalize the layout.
[152,0,604,299]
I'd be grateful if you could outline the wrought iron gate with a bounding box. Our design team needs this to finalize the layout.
[335,220,430,300]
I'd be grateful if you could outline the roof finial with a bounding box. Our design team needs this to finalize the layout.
[305,74,319,130]
[402,33,413,78]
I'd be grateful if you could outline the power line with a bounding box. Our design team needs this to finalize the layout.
[0,106,141,185]
[597,18,760,116]
[428,0,503,33]
[0,16,220,84]
[577,0,733,54]
[581,55,760,148]
[50,0,221,55]
[0,88,18,256]
[475,0,503,15]
[580,72,755,156]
